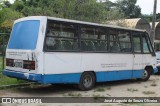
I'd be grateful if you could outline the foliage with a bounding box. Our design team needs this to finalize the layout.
[141,13,160,22]
[19,0,108,23]
[0,0,143,32]
[157,13,160,21]
[0,8,23,28]
[116,0,141,18]
[140,14,152,22]
[0,1,23,32]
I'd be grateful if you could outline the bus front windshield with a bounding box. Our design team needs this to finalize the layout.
[8,20,40,50]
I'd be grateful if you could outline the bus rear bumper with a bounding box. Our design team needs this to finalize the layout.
[2,69,81,84]
[2,69,42,81]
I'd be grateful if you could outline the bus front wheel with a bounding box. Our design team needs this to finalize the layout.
[78,72,96,91]
[141,69,151,81]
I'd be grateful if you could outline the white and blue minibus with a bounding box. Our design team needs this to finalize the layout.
[2,16,158,90]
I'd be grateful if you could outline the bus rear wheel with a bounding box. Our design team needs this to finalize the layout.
[78,72,95,91]
[141,69,151,81]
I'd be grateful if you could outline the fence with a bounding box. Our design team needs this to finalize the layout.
[0,33,9,71]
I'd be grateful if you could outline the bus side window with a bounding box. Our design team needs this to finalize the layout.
[98,31,108,51]
[118,31,131,53]
[45,37,56,50]
[80,27,107,52]
[109,31,120,52]
[110,41,120,52]
[145,33,154,54]
[45,22,78,51]
[142,36,150,53]
[133,34,141,53]
[81,27,96,51]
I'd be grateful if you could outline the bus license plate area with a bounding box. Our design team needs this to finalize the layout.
[14,60,23,68]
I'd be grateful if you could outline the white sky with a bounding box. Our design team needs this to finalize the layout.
[110,0,160,14]
[8,0,160,15]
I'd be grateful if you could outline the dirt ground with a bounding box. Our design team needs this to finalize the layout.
[1,75,160,106]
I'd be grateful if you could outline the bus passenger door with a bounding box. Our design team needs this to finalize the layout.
[141,34,155,70]
[132,33,143,78]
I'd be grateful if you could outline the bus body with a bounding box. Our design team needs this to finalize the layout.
[2,16,158,90]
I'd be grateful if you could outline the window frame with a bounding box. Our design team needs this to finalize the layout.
[108,28,132,53]
[43,20,80,52]
[142,34,152,54]
[109,28,120,53]
[79,24,109,53]
[118,29,132,53]
[132,31,143,54]
[43,19,151,55]
[145,32,156,56]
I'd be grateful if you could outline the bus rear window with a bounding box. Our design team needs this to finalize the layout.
[8,20,40,50]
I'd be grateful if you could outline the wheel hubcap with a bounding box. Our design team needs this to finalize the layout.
[142,70,148,79]
[83,75,92,88]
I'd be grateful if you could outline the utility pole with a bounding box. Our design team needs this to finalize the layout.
[151,0,157,48]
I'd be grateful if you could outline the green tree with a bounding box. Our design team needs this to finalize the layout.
[140,14,152,22]
[156,13,160,22]
[0,8,23,32]
[72,0,107,22]
[20,0,107,23]
[0,0,142,32]
[2,1,11,8]
[11,0,25,12]
[141,13,160,22]
[116,0,141,18]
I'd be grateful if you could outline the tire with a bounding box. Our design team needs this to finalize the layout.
[141,69,151,81]
[78,72,96,91]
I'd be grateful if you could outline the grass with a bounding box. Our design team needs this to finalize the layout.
[106,87,111,90]
[150,83,157,86]
[144,86,148,88]
[127,88,138,93]
[68,92,82,97]
[142,91,155,95]
[94,86,111,92]
[94,87,105,92]
[92,94,101,100]
[150,81,157,87]
[0,56,3,71]
[0,75,26,86]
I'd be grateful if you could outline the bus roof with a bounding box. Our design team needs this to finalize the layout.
[14,16,146,32]
[47,16,146,32]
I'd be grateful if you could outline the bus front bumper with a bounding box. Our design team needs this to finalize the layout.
[153,68,158,74]
[2,69,42,81]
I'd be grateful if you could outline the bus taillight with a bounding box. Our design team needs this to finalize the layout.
[23,60,35,70]
[6,58,14,67]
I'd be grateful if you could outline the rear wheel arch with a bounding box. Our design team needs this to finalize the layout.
[145,65,154,74]
[78,71,96,91]
[80,71,97,81]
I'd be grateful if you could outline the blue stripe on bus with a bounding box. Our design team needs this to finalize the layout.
[2,70,42,81]
[2,70,80,84]
[96,70,143,82]
[42,73,81,83]
[2,69,157,84]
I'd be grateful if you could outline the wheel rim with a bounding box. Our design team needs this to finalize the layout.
[83,75,93,88]
[142,70,148,79]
